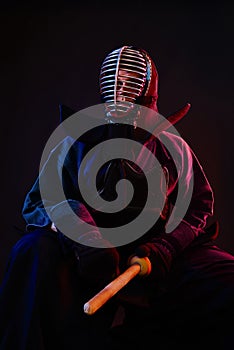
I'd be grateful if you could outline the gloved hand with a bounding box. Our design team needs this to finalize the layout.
[135,237,176,281]
[73,237,120,289]
[52,200,120,288]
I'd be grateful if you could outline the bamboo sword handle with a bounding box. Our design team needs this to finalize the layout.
[83,256,151,315]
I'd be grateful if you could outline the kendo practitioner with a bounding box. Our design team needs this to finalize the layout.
[1,46,234,350]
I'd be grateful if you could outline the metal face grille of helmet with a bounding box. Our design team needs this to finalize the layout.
[99,46,152,119]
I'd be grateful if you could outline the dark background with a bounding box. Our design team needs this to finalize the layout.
[1,0,233,283]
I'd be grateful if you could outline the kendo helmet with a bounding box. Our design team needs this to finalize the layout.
[99,45,159,125]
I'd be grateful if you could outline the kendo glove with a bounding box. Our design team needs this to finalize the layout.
[133,221,198,281]
[134,236,177,281]
[50,200,120,289]
[73,237,120,289]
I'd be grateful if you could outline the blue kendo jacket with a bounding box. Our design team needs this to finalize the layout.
[22,122,214,257]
